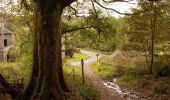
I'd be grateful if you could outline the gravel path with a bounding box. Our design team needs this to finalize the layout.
[71,50,123,100]
[70,50,164,100]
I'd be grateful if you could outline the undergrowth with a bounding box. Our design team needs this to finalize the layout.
[90,61,116,80]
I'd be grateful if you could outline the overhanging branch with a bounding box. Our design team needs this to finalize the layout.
[62,26,102,34]
[102,0,132,3]
[93,0,148,15]
[20,0,33,10]
[91,0,98,17]
[68,6,86,17]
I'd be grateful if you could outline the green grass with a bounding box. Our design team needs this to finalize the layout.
[116,63,170,95]
[66,53,90,62]
[90,62,116,80]
[116,64,150,88]
[63,65,100,100]
[94,53,150,89]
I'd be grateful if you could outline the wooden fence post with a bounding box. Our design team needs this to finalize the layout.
[96,54,99,62]
[72,68,75,80]
[81,59,85,84]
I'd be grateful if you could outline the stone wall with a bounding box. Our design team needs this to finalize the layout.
[0,34,3,50]
[0,50,7,61]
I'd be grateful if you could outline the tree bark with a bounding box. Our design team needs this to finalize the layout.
[16,0,76,99]
[37,1,64,99]
[16,4,40,100]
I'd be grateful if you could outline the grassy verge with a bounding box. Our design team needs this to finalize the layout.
[63,65,100,100]
[66,53,90,62]
[116,64,170,96]
[89,54,170,97]
[116,64,149,89]
[90,62,116,80]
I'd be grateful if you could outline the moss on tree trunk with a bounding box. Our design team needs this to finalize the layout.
[16,0,74,100]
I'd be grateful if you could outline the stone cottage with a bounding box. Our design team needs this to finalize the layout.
[0,18,13,61]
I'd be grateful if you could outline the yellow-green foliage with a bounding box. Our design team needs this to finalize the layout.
[153,81,170,94]
[0,58,31,84]
[66,53,90,62]
[116,63,149,88]
[90,62,116,80]
[0,62,21,82]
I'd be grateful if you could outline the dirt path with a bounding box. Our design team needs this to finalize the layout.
[84,61,123,100]
[71,50,124,100]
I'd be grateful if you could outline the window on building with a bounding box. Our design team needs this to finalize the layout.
[4,39,7,46]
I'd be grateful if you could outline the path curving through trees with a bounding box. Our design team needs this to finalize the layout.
[70,50,126,100]
[70,50,150,100]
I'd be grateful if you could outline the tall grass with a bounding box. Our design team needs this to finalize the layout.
[90,61,116,80]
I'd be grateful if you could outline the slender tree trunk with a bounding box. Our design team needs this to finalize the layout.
[145,38,150,70]
[149,3,157,74]
[150,35,154,73]
[145,51,149,69]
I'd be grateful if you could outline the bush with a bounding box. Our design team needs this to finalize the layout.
[114,65,124,77]
[65,47,76,58]
[153,59,170,77]
[0,62,21,82]
[153,82,170,94]
[7,48,18,62]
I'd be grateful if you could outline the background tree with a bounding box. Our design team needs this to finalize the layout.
[124,0,170,73]
[63,11,127,52]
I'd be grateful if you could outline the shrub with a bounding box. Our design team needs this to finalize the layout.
[7,48,18,62]
[153,59,170,77]
[114,65,124,77]
[153,82,170,94]
[65,47,76,58]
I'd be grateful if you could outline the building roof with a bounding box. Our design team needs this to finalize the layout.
[0,28,13,34]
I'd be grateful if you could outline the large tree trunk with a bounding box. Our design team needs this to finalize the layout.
[17,0,72,100]
[37,1,64,99]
